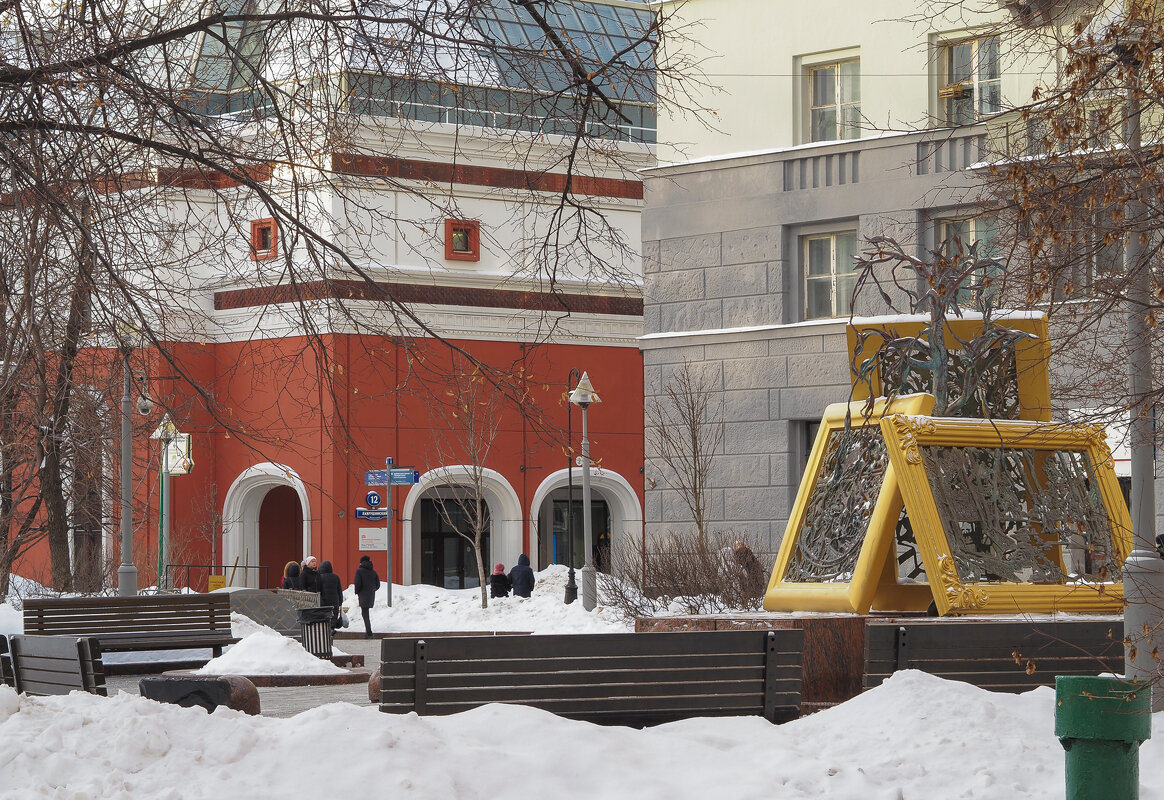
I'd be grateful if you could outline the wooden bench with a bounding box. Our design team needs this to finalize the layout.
[379,629,804,726]
[864,618,1124,693]
[23,594,238,657]
[0,635,107,696]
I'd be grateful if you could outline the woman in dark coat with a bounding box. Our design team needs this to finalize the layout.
[353,555,381,639]
[300,556,322,595]
[317,560,345,628]
[508,553,535,598]
[280,561,301,590]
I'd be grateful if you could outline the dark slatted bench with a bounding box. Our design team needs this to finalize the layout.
[22,594,238,657]
[864,618,1124,692]
[379,629,804,726]
[1,635,107,696]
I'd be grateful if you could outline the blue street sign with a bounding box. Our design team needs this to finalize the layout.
[354,507,389,521]
[365,470,388,485]
[365,491,382,508]
[389,468,420,485]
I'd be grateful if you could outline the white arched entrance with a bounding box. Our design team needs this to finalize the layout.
[221,463,311,587]
[529,468,643,570]
[400,467,523,586]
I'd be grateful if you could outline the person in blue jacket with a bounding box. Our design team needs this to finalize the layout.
[508,553,535,598]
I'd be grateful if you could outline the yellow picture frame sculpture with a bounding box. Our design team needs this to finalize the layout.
[847,313,1053,422]
[763,394,936,615]
[880,415,1131,615]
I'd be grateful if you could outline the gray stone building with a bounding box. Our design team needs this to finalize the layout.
[639,126,1009,558]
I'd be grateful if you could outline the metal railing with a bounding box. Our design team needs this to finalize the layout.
[164,564,271,593]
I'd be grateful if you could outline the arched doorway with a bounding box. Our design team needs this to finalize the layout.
[531,468,642,572]
[222,463,311,588]
[400,467,523,586]
[259,486,303,589]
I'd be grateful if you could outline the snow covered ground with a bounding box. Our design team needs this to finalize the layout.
[0,566,1156,799]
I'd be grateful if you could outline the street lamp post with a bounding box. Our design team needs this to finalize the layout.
[564,367,580,605]
[116,353,138,596]
[152,414,178,591]
[569,372,600,611]
[1117,43,1164,709]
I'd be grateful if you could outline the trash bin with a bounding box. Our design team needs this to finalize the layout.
[296,606,334,659]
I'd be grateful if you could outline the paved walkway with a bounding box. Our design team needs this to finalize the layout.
[104,636,381,719]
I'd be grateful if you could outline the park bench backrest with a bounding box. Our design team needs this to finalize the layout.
[23,594,233,636]
[2,635,107,696]
[863,619,1123,692]
[380,629,804,726]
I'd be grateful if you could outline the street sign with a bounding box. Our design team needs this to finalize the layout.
[389,468,420,485]
[365,491,382,508]
[359,527,388,550]
[365,470,388,485]
[354,507,389,521]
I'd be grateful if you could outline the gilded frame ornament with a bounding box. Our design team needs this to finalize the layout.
[879,415,1131,615]
[763,394,936,614]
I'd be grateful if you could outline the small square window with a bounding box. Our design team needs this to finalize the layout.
[444,219,480,262]
[250,218,277,261]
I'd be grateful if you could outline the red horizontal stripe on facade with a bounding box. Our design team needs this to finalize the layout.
[331,154,643,200]
[214,279,643,316]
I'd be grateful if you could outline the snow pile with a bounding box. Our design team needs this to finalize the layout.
[0,602,21,636]
[195,626,345,677]
[0,670,1113,799]
[351,564,631,635]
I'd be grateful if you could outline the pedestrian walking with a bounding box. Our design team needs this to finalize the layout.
[508,553,535,598]
[489,562,511,598]
[354,555,381,638]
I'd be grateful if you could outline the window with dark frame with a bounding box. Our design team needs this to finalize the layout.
[250,218,277,261]
[444,219,481,261]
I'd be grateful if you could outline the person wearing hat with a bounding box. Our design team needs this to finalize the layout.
[353,555,381,639]
[300,555,322,595]
[489,562,512,599]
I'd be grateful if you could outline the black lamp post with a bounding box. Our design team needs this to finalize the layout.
[564,367,580,604]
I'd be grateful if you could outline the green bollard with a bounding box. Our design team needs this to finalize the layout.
[1056,675,1152,800]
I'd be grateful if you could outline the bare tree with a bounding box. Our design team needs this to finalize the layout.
[645,360,724,551]
[422,355,508,609]
[608,359,766,618]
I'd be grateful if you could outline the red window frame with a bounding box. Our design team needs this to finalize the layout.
[250,218,278,261]
[444,219,480,262]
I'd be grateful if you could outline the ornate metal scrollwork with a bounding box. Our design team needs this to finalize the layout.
[920,445,1120,586]
[786,426,887,583]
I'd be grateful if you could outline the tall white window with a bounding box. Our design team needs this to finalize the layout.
[809,60,861,142]
[804,232,859,319]
[938,216,999,304]
[941,36,1000,125]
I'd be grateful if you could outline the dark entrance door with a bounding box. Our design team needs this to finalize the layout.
[259,486,302,588]
[420,498,490,589]
[551,497,611,572]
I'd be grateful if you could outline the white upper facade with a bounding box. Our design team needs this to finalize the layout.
[655,0,1081,164]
